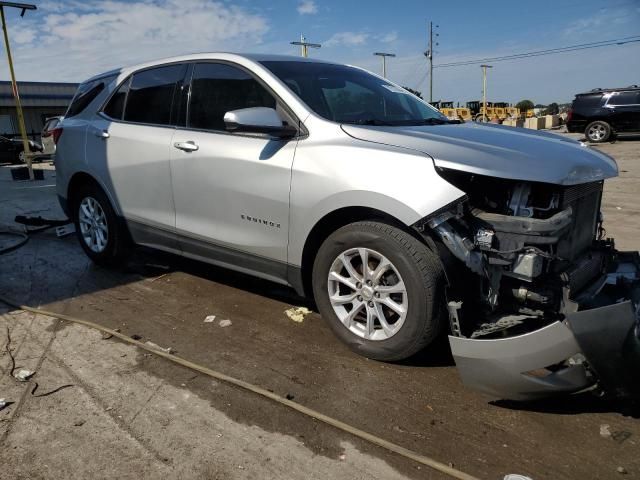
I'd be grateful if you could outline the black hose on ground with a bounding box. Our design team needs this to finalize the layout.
[0,231,28,255]
[0,215,71,255]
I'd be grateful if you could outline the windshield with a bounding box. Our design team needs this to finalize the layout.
[260,61,450,126]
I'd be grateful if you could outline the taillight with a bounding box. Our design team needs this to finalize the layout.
[52,127,63,144]
[566,108,573,123]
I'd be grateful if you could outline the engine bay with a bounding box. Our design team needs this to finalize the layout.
[414,168,640,401]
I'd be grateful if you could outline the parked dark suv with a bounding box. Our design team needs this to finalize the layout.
[567,86,640,143]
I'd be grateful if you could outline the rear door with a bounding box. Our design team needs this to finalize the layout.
[88,63,187,251]
[605,91,640,132]
[169,62,297,281]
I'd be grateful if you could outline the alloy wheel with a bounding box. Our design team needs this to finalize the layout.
[588,124,607,141]
[78,196,109,253]
[327,247,408,341]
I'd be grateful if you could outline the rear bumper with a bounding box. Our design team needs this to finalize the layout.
[449,252,640,401]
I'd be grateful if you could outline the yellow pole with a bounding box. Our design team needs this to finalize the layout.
[482,67,486,120]
[0,5,32,180]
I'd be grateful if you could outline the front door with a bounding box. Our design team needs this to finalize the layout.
[170,62,297,282]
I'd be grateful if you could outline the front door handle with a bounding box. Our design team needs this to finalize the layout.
[174,141,199,152]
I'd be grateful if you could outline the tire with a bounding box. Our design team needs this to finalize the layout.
[72,183,130,266]
[312,221,444,361]
[585,121,611,143]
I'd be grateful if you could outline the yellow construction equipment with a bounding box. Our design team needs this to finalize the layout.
[455,107,472,121]
[438,101,457,119]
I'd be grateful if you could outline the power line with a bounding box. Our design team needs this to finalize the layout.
[434,35,640,68]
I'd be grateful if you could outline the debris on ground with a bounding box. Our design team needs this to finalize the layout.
[101,328,120,340]
[285,393,295,400]
[144,341,174,354]
[73,420,85,427]
[284,306,312,323]
[14,369,34,382]
[600,424,612,438]
[131,334,142,341]
[339,453,346,461]
[503,475,533,480]
[204,315,216,323]
[0,398,7,411]
[617,467,628,475]
[218,319,232,328]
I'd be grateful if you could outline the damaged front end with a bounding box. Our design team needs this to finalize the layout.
[416,169,640,401]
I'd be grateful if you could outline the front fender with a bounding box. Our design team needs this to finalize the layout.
[288,137,464,265]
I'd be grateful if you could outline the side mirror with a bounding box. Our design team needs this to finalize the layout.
[224,107,297,138]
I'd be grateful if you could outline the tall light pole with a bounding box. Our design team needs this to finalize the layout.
[480,64,493,122]
[373,52,395,78]
[424,21,439,102]
[290,34,321,58]
[0,1,36,180]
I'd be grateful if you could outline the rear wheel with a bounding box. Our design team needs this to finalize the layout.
[585,121,611,143]
[312,221,444,361]
[73,184,130,266]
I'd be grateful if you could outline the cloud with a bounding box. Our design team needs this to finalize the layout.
[297,1,318,15]
[380,32,398,44]
[325,32,369,47]
[0,0,269,82]
[563,5,640,37]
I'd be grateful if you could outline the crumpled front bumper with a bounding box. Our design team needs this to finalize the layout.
[449,253,640,401]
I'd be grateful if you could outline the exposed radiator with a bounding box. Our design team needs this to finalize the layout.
[556,181,603,261]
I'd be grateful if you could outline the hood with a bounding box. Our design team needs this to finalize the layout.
[341,122,618,185]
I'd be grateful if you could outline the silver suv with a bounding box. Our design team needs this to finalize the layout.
[55,53,639,401]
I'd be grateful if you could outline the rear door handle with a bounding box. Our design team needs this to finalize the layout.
[93,129,110,138]
[173,141,199,152]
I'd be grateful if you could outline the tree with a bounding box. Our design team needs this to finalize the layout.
[402,87,423,99]
[516,100,534,112]
[544,102,559,115]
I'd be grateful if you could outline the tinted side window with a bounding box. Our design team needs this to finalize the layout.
[103,77,130,120]
[66,80,105,118]
[124,64,186,125]
[574,94,603,110]
[608,91,640,106]
[188,63,276,131]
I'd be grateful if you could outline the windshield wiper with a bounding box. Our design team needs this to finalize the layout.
[419,118,455,125]
[347,118,395,126]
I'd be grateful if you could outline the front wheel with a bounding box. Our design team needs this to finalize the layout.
[73,184,130,266]
[312,221,444,361]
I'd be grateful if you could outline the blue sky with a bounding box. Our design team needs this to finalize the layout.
[1,0,639,103]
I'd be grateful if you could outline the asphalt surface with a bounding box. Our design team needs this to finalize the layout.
[1,132,639,479]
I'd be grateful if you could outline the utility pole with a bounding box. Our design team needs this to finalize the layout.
[424,22,439,102]
[0,1,36,180]
[290,34,321,58]
[373,52,395,78]
[480,64,493,122]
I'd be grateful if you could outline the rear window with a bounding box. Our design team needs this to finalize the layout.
[66,80,105,118]
[43,118,59,131]
[607,91,640,106]
[123,64,186,126]
[574,94,603,109]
